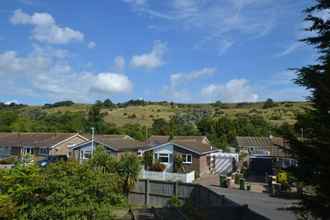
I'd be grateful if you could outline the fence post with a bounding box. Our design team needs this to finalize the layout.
[145,179,150,206]
[174,181,179,197]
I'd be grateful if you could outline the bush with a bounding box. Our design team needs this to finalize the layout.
[277,170,289,191]
[168,196,182,207]
[150,161,166,172]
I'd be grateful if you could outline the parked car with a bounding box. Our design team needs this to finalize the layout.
[37,155,68,167]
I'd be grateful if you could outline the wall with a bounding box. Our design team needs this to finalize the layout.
[153,143,174,172]
[198,154,210,176]
[49,135,87,156]
[173,146,200,176]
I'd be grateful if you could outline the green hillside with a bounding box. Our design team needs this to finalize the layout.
[38,101,310,127]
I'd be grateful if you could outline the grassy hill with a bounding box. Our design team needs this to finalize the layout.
[34,101,311,128]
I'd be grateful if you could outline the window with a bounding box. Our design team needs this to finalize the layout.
[23,147,33,154]
[159,153,169,163]
[182,154,192,164]
[39,148,49,155]
[154,153,172,163]
[83,151,91,159]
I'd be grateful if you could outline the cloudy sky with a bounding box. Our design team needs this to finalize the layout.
[0,0,316,104]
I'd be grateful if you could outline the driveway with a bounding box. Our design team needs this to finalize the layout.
[196,175,298,220]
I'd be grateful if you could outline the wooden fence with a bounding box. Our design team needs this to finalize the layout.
[129,179,268,219]
[129,179,238,208]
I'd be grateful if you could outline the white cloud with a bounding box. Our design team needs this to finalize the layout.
[201,79,258,102]
[4,100,19,105]
[130,40,167,69]
[0,47,132,102]
[170,67,216,87]
[276,9,330,57]
[124,0,276,54]
[10,9,84,44]
[276,42,302,57]
[88,41,96,49]
[91,73,132,94]
[163,67,216,102]
[114,56,125,72]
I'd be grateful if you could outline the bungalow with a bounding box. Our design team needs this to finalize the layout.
[0,132,88,160]
[70,135,143,162]
[140,136,220,177]
[235,136,296,175]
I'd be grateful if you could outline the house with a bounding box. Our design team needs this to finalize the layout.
[70,135,143,162]
[0,132,88,160]
[235,136,296,175]
[140,136,220,177]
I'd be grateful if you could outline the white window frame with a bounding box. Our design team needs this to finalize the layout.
[154,153,172,163]
[182,154,192,164]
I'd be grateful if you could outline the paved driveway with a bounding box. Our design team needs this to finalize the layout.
[196,175,298,220]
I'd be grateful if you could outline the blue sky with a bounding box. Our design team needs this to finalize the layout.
[0,0,317,104]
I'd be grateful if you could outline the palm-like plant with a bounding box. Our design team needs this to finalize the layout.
[116,153,141,196]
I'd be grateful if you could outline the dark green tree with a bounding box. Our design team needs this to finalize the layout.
[288,1,330,219]
[263,98,275,109]
[86,104,107,133]
[151,118,170,135]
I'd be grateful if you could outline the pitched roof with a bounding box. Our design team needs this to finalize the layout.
[144,135,216,155]
[235,136,289,158]
[0,132,78,148]
[82,134,133,140]
[73,134,143,152]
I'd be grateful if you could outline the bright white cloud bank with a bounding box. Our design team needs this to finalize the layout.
[130,40,167,69]
[0,47,132,102]
[201,79,259,102]
[10,9,84,44]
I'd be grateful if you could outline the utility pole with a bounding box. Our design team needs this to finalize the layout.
[91,127,95,156]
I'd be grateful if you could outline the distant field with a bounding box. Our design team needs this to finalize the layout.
[34,101,310,127]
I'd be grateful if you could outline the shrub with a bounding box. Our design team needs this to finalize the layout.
[150,161,166,172]
[168,196,182,207]
[277,170,289,191]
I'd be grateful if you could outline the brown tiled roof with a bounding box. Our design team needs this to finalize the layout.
[147,135,170,145]
[236,136,289,158]
[145,135,215,155]
[0,132,77,148]
[94,135,143,151]
[82,134,133,140]
[74,135,143,152]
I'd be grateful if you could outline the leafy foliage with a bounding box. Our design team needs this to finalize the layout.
[0,148,141,219]
[287,1,330,218]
